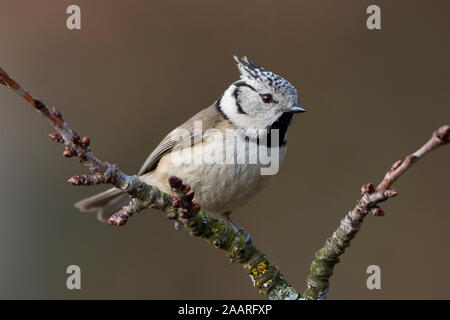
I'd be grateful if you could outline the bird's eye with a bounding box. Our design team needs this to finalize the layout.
[261,94,273,103]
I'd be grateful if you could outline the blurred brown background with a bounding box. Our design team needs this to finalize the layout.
[0,0,449,299]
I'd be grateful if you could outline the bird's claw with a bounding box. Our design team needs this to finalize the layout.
[236,228,253,245]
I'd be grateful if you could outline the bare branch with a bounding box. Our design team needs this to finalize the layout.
[303,125,450,300]
[0,65,300,300]
[0,66,147,200]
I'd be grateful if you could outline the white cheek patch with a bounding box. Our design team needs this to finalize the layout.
[220,85,282,130]
[220,86,255,128]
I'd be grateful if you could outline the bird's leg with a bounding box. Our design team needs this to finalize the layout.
[224,213,252,245]
[224,213,239,233]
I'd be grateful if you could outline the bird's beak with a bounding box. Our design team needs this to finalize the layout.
[288,104,307,113]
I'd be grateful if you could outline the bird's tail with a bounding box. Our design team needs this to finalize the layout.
[74,187,129,222]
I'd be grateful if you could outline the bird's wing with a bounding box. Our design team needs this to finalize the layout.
[138,101,231,175]
[137,136,177,175]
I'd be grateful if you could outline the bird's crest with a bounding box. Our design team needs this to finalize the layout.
[233,55,293,93]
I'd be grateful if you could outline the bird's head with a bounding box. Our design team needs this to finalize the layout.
[219,56,306,134]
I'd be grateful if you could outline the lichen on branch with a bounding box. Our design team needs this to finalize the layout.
[303,125,450,300]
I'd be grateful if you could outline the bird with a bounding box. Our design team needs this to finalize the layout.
[75,56,306,236]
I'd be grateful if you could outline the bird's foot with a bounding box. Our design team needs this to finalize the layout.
[225,215,252,245]
[236,229,253,245]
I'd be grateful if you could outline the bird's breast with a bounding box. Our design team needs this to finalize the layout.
[147,132,287,216]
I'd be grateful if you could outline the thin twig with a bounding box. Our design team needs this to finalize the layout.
[0,66,145,199]
[303,125,450,299]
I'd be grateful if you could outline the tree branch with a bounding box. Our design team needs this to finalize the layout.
[303,125,450,300]
[0,65,301,300]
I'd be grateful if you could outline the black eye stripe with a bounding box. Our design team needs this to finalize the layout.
[233,81,277,111]
[233,86,247,114]
[233,81,258,115]
[233,81,257,92]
